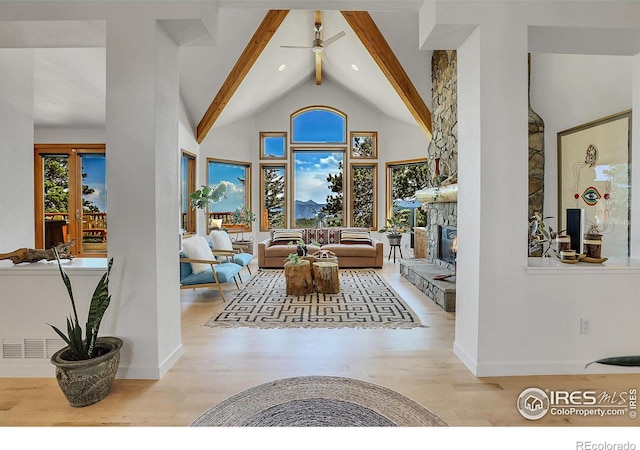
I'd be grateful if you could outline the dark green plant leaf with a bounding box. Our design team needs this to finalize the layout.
[49,249,113,360]
[52,248,80,326]
[585,355,640,368]
[48,323,71,348]
[85,258,113,352]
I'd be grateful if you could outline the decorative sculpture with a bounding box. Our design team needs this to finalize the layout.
[0,240,75,264]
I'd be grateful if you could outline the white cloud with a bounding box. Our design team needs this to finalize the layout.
[219,179,244,194]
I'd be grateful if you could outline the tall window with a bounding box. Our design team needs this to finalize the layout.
[291,107,347,228]
[293,149,345,227]
[386,159,429,228]
[351,163,377,229]
[34,144,107,257]
[260,164,287,230]
[206,158,252,231]
[181,151,196,233]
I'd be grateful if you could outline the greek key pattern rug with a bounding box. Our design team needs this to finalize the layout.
[205,269,426,329]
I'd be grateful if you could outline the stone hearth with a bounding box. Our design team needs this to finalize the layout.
[399,259,456,312]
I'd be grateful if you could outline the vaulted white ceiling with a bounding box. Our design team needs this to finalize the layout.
[8,4,432,136]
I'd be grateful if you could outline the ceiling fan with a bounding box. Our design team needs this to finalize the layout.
[280,11,346,85]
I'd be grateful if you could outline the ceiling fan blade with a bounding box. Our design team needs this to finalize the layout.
[320,50,331,67]
[323,31,345,47]
[315,52,322,85]
[280,45,312,49]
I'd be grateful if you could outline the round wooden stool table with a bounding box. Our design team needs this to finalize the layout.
[284,259,314,296]
[312,261,340,294]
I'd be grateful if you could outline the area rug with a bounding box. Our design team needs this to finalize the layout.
[205,269,425,329]
[190,375,447,427]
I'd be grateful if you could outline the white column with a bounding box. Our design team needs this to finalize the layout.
[105,14,182,378]
[0,50,35,252]
[454,20,529,375]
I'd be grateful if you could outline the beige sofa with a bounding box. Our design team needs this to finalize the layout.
[258,228,383,269]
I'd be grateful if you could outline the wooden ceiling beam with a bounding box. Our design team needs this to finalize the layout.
[315,10,322,85]
[341,11,433,138]
[196,10,290,144]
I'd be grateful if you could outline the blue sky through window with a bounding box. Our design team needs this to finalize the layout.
[82,154,106,212]
[294,151,343,205]
[264,136,286,157]
[207,161,248,212]
[292,109,345,143]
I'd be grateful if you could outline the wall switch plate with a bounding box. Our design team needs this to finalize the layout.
[580,318,591,335]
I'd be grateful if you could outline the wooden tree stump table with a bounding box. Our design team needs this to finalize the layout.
[284,259,314,296]
[312,261,340,294]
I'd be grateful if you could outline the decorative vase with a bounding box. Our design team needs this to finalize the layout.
[583,233,602,259]
[51,336,122,407]
[297,245,307,257]
[555,234,571,253]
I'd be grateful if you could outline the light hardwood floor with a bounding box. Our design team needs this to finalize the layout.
[0,258,638,429]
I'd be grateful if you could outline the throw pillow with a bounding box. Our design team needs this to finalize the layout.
[340,230,372,244]
[272,229,303,244]
[209,230,234,251]
[181,235,214,274]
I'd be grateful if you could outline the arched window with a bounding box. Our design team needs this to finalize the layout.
[291,107,346,144]
[290,107,347,227]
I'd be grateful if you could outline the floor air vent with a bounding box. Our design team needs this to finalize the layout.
[2,338,65,360]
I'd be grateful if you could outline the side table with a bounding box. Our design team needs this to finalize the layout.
[312,261,340,294]
[284,259,314,296]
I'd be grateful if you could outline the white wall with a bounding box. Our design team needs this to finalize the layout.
[0,50,35,252]
[425,0,640,377]
[35,128,106,144]
[530,53,633,234]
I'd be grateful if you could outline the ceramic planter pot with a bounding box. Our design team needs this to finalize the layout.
[51,336,122,407]
[387,234,402,246]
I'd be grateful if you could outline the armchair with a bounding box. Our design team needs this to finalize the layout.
[208,230,254,279]
[180,234,243,301]
[179,255,243,302]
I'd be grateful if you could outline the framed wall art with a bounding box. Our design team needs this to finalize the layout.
[557,110,632,257]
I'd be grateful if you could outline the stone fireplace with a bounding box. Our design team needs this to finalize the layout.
[438,225,457,265]
[399,201,458,312]
[398,50,458,312]
[426,201,458,271]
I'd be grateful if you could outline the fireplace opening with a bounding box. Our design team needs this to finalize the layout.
[438,226,457,265]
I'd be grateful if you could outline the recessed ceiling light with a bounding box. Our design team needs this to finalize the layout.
[278,64,287,72]
[351,64,359,71]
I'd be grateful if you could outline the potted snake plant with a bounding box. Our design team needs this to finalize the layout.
[48,248,122,407]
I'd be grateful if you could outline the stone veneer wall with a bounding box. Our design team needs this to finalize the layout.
[427,50,458,178]
[528,54,545,218]
[420,52,544,262]
[425,50,458,268]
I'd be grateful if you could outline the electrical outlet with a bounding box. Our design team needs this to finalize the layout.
[580,318,591,335]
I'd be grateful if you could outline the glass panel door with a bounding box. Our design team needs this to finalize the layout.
[80,153,107,254]
[42,154,71,249]
[35,144,106,257]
